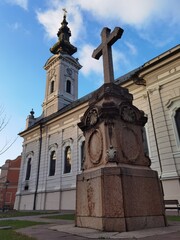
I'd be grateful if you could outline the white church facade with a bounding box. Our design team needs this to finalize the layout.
[15,15,180,211]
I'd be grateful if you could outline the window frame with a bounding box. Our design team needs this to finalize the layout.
[48,144,58,177]
[50,80,55,94]
[174,108,180,141]
[62,139,73,175]
[172,106,180,149]
[25,157,32,181]
[168,99,180,149]
[66,80,71,94]
[25,152,34,181]
[64,146,72,174]
[49,150,56,176]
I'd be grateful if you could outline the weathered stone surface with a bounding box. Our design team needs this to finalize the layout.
[125,216,166,231]
[121,167,164,217]
[78,83,150,170]
[76,165,166,232]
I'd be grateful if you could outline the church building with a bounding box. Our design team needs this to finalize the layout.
[15,14,180,211]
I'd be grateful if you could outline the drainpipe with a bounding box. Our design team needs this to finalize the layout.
[132,75,163,175]
[147,91,163,176]
[59,129,64,211]
[33,123,43,210]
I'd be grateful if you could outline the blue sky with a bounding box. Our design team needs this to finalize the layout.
[0,0,180,166]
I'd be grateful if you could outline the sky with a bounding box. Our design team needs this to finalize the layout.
[0,0,180,166]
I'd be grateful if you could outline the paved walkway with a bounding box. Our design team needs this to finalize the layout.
[1,214,180,239]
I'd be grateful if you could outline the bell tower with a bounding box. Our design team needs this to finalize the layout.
[42,10,82,117]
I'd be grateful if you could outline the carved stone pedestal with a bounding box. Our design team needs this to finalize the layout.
[76,83,166,232]
[76,165,166,231]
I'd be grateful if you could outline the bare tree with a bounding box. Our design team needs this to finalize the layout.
[0,105,18,155]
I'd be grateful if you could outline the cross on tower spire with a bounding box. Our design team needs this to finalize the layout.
[92,27,124,84]
[62,8,67,17]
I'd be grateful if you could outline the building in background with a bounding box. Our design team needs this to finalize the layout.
[0,155,21,210]
[14,14,180,211]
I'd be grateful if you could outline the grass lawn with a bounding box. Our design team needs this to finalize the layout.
[0,214,179,240]
[0,210,58,219]
[0,220,46,240]
[167,215,180,221]
[42,213,75,220]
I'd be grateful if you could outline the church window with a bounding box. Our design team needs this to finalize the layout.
[24,184,29,191]
[50,80,55,94]
[25,158,31,180]
[49,150,56,176]
[168,100,180,149]
[175,108,180,140]
[64,146,71,173]
[66,80,71,94]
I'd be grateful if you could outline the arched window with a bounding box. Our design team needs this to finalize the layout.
[66,80,71,94]
[50,80,54,94]
[167,99,180,149]
[25,158,31,180]
[64,146,71,173]
[49,150,56,176]
[81,141,85,170]
[175,108,180,140]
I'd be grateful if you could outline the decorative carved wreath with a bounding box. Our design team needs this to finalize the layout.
[86,108,98,127]
[120,105,136,123]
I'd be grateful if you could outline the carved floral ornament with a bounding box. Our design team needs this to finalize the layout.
[86,108,99,127]
[48,68,56,81]
[106,145,117,162]
[119,103,147,126]
[120,104,137,123]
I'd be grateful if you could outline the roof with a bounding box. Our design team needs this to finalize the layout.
[20,44,180,135]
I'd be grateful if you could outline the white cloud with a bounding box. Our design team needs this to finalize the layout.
[139,31,174,48]
[76,0,180,28]
[78,44,130,83]
[78,44,103,76]
[112,48,131,77]
[36,9,61,39]
[8,22,21,31]
[76,0,157,27]
[6,0,28,10]
[124,41,137,55]
[36,0,158,40]
[35,0,180,79]
[36,2,84,43]
[36,0,180,46]
[7,21,30,35]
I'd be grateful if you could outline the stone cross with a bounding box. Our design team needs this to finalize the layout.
[92,27,124,84]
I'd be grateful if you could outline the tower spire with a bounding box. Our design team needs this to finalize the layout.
[50,10,77,55]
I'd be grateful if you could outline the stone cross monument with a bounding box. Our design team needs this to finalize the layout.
[76,27,166,232]
[92,27,123,83]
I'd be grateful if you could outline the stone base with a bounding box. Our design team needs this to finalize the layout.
[76,165,167,232]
